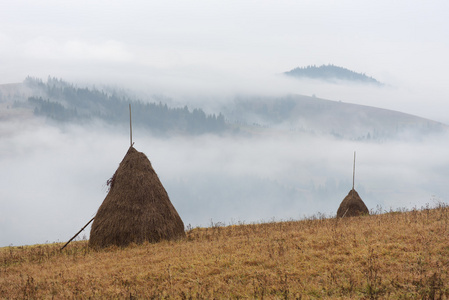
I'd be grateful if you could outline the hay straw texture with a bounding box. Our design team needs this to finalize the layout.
[89,146,185,248]
[336,189,369,218]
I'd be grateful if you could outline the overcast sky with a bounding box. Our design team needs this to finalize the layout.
[1,1,449,121]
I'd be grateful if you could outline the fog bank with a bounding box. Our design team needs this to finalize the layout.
[1,120,448,247]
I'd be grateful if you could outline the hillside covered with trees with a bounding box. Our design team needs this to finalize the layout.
[4,76,444,140]
[22,77,227,135]
[284,64,383,85]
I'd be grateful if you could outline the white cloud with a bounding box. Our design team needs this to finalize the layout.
[21,37,133,63]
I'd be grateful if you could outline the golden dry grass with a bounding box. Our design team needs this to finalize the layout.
[2,204,449,299]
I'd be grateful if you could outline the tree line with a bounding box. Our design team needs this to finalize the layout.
[25,77,227,135]
[284,64,383,85]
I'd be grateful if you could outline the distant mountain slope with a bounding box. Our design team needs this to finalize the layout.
[284,64,382,85]
[2,77,445,141]
[223,94,446,140]
[6,77,227,135]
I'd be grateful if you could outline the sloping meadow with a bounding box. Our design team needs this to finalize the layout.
[2,204,449,298]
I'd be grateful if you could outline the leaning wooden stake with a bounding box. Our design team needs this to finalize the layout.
[352,151,356,191]
[129,103,133,147]
[60,217,95,251]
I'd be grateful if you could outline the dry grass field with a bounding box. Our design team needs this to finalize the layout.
[2,204,449,299]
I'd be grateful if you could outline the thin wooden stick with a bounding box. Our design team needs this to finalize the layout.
[352,151,356,191]
[129,103,133,147]
[60,217,95,251]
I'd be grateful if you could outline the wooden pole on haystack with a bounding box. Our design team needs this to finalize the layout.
[352,151,356,191]
[129,103,133,147]
[60,217,95,251]
[62,106,136,252]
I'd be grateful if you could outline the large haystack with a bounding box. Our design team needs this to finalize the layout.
[89,146,185,248]
[336,189,369,218]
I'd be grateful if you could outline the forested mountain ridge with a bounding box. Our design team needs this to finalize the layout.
[1,76,446,141]
[284,64,382,85]
[21,77,226,134]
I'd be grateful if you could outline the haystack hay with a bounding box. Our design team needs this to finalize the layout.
[336,189,369,218]
[89,146,185,248]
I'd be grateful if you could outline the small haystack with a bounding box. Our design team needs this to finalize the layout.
[89,146,185,248]
[336,189,369,218]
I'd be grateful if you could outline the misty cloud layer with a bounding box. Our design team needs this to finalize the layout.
[1,116,448,247]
